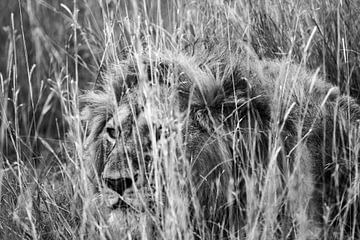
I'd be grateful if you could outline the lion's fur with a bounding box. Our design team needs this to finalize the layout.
[81,40,360,238]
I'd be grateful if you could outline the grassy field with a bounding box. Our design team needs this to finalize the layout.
[1,0,360,239]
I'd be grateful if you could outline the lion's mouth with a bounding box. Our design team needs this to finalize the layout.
[106,207,158,240]
[106,196,141,214]
[109,197,131,210]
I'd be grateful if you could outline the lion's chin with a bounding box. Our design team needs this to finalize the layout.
[106,208,157,240]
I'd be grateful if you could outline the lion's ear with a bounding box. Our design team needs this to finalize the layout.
[220,70,271,128]
[147,62,171,85]
[220,70,252,118]
[222,69,251,97]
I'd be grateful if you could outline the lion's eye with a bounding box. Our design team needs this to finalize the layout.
[106,127,117,139]
[155,125,162,141]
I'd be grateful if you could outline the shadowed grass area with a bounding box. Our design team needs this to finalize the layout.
[0,0,360,239]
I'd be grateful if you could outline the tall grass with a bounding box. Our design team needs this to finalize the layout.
[0,0,359,239]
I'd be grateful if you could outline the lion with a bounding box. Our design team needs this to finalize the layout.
[81,41,360,239]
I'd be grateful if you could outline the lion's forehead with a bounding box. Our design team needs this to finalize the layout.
[110,101,150,137]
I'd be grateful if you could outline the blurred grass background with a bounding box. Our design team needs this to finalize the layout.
[0,0,359,239]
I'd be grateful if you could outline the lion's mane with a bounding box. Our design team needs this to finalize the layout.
[81,40,360,238]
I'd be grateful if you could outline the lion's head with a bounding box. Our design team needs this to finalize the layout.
[80,41,360,239]
[80,43,264,238]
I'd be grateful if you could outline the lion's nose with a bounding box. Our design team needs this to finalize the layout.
[103,177,135,196]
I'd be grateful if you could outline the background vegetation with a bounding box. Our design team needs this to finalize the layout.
[0,0,359,239]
